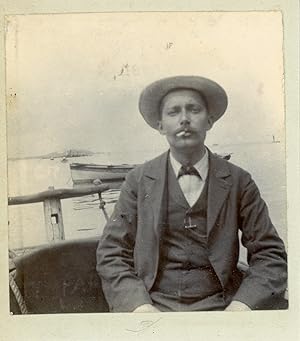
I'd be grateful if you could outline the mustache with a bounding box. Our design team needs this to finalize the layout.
[175,126,196,134]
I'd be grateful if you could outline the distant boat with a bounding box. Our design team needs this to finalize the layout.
[70,153,231,188]
[61,157,68,162]
[50,157,54,160]
[220,153,232,161]
[70,163,138,188]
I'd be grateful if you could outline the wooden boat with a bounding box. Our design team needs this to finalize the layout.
[70,163,138,188]
[8,185,111,314]
[70,153,232,188]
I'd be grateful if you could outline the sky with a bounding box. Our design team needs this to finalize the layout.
[5,11,285,158]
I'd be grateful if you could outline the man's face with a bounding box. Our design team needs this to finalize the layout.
[158,89,213,151]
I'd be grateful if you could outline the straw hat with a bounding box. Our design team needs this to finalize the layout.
[138,75,228,129]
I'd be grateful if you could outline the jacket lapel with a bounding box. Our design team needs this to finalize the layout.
[207,151,232,238]
[143,151,169,237]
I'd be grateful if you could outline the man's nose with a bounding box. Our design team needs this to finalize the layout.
[180,109,190,125]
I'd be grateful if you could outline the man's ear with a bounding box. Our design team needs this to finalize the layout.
[206,116,214,131]
[158,121,166,135]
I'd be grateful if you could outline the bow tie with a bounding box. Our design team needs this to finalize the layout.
[177,165,201,179]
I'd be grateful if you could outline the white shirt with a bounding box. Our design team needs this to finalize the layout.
[169,149,209,207]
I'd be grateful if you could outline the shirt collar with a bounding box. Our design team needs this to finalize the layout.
[169,148,209,180]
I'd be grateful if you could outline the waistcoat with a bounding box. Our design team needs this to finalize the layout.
[152,161,222,299]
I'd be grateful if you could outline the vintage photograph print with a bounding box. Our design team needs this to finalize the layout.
[6,11,287,315]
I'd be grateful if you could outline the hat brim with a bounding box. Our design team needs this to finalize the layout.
[138,76,228,129]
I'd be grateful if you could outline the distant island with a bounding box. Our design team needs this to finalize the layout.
[42,149,94,159]
[8,149,95,161]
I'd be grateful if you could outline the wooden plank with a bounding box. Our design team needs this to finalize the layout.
[43,197,65,242]
[8,184,109,206]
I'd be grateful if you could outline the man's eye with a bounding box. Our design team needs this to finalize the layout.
[168,111,177,116]
[191,107,202,113]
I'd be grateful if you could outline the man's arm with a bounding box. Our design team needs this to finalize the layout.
[96,170,154,312]
[232,173,287,309]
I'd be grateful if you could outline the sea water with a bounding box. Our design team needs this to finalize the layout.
[7,142,287,250]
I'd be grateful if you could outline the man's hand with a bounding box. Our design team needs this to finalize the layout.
[132,304,160,313]
[225,300,251,311]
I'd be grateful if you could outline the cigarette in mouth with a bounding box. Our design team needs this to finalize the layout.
[177,131,186,137]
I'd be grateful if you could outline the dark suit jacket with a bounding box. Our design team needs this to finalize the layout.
[96,150,287,312]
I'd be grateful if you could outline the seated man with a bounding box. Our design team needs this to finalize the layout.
[96,75,287,312]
